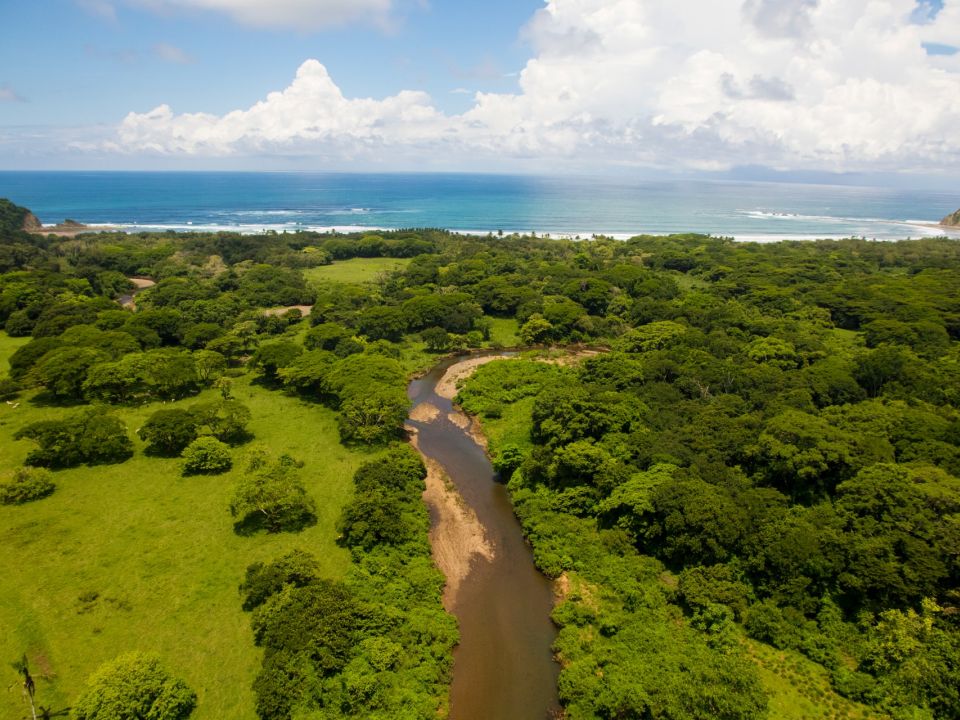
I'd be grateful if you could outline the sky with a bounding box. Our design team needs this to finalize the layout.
[0,0,959,184]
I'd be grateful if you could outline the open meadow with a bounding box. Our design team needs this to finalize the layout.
[303,257,410,285]
[0,352,374,719]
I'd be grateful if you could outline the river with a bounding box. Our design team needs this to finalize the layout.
[407,354,561,720]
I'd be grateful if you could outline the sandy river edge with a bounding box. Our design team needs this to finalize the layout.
[410,349,601,609]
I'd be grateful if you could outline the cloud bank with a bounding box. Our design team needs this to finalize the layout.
[113,0,960,173]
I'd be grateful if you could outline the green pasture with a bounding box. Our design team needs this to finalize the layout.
[303,257,410,285]
[0,373,371,719]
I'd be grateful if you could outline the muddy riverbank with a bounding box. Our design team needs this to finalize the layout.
[407,353,561,720]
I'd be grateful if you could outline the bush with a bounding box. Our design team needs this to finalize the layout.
[0,377,20,400]
[71,651,196,720]
[181,437,232,476]
[0,467,55,504]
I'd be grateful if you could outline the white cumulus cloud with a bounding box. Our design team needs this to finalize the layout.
[113,0,960,173]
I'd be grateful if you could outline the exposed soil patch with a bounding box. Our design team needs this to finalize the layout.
[263,304,313,317]
[409,431,494,609]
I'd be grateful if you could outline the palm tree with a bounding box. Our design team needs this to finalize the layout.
[11,654,37,720]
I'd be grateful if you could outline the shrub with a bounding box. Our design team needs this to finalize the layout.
[0,467,55,505]
[181,437,232,476]
[71,652,196,720]
[0,377,20,400]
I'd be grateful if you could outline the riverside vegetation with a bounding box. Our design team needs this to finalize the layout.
[1,195,959,719]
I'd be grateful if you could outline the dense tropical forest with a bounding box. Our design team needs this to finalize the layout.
[2,195,959,720]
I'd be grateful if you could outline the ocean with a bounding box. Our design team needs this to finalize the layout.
[0,171,957,242]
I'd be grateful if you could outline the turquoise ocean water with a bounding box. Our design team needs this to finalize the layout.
[0,171,957,242]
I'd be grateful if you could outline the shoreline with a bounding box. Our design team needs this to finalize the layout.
[22,220,960,243]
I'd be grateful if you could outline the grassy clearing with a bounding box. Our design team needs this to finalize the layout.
[746,641,888,720]
[472,396,536,458]
[303,257,410,285]
[0,373,373,720]
[486,317,519,347]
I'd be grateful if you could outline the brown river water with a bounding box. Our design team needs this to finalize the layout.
[407,354,561,720]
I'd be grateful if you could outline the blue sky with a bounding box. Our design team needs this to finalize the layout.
[0,0,540,123]
[0,0,958,182]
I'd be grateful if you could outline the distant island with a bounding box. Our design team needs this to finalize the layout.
[942,208,960,227]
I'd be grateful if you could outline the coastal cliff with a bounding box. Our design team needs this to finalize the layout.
[22,211,43,232]
[942,208,960,227]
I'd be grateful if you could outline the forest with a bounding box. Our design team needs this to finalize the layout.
[1,195,959,720]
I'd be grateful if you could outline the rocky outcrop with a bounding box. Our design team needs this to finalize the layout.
[21,211,42,232]
[941,209,960,227]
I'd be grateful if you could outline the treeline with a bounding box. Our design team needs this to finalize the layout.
[454,235,960,718]
[242,447,456,719]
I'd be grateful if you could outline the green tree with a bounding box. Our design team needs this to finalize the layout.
[421,326,451,352]
[304,322,351,351]
[15,409,134,469]
[336,387,409,445]
[139,409,198,456]
[338,490,411,550]
[356,305,407,341]
[239,549,322,611]
[189,399,252,444]
[71,651,196,720]
[250,341,302,384]
[519,313,553,345]
[34,346,106,401]
[181,437,232,476]
[230,453,317,533]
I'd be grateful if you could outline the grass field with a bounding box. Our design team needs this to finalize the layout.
[304,257,410,285]
[747,641,888,720]
[486,317,519,347]
[0,370,376,720]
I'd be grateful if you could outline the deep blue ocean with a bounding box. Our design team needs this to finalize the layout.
[0,171,957,242]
